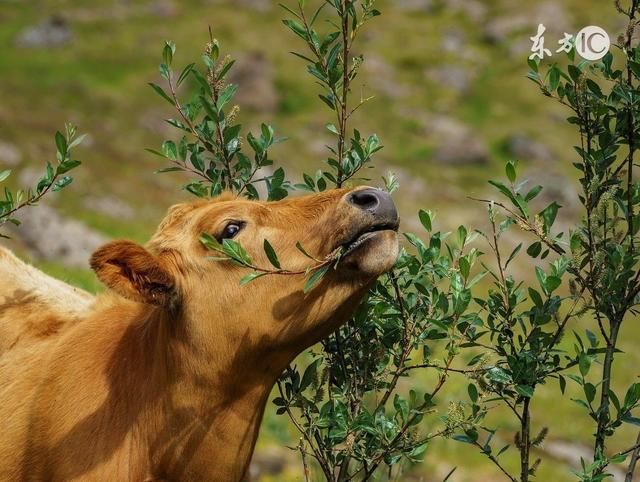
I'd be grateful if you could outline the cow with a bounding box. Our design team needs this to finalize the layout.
[0,186,399,481]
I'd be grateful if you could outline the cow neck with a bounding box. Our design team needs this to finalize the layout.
[132,302,280,474]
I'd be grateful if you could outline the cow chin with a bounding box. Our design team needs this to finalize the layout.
[343,230,399,276]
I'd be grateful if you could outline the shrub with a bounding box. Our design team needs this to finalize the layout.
[148,1,640,479]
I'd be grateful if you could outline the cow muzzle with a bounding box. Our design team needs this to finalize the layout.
[336,188,400,275]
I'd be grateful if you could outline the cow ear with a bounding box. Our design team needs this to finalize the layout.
[90,240,175,306]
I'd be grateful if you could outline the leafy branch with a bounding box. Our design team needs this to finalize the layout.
[0,124,84,237]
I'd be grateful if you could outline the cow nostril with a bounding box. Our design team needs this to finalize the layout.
[349,190,380,212]
[347,187,399,225]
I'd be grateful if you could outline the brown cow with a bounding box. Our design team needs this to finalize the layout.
[0,187,399,481]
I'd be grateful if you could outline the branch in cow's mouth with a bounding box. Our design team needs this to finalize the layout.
[199,233,345,293]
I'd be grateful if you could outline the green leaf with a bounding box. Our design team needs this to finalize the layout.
[176,63,195,87]
[468,383,479,403]
[159,62,170,80]
[0,170,11,183]
[409,441,428,459]
[300,359,320,391]
[506,160,517,183]
[52,176,73,192]
[419,209,432,231]
[149,82,175,105]
[505,243,522,268]
[282,19,308,40]
[545,275,562,293]
[68,133,87,149]
[486,367,511,385]
[525,185,543,201]
[200,233,223,251]
[624,383,640,410]
[56,159,81,175]
[579,352,591,377]
[457,225,467,246]
[325,123,339,135]
[516,385,534,398]
[156,166,184,173]
[240,272,267,285]
[559,375,567,394]
[216,84,238,111]
[296,241,317,260]
[548,66,560,92]
[540,202,561,233]
[263,239,281,269]
[222,239,253,266]
[528,287,544,308]
[162,40,175,65]
[55,131,67,156]
[527,241,542,258]
[304,265,329,293]
[459,257,470,279]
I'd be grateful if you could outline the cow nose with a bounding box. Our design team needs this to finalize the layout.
[348,188,399,223]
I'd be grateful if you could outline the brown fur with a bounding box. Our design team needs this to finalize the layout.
[0,188,399,481]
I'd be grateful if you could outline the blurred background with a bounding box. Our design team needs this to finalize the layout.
[0,0,637,480]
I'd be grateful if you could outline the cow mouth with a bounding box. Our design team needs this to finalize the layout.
[340,221,400,257]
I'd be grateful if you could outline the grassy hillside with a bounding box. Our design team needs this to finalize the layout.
[1,0,637,480]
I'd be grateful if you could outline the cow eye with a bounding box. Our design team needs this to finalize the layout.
[220,222,243,240]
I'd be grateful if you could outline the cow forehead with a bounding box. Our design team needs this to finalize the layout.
[155,189,350,236]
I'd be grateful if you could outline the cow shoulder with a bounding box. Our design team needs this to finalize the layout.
[0,246,95,355]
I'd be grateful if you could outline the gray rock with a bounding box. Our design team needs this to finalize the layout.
[16,16,73,48]
[521,169,577,209]
[0,141,22,167]
[148,0,179,18]
[85,196,135,221]
[9,204,108,269]
[442,0,487,22]
[248,447,288,479]
[483,15,529,43]
[243,0,271,10]
[363,55,409,99]
[506,135,554,162]
[228,51,278,112]
[384,165,427,198]
[394,0,433,12]
[534,2,571,36]
[441,29,466,54]
[543,440,625,482]
[425,115,490,165]
[425,65,472,94]
[18,167,43,187]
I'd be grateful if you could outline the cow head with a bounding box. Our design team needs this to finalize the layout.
[90,187,399,374]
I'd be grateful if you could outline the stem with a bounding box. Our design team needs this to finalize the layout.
[472,439,518,482]
[375,272,412,409]
[277,381,333,480]
[594,320,622,462]
[625,431,640,482]
[520,398,531,482]
[335,0,350,188]
[299,439,311,482]
[625,12,635,250]
[1,178,56,223]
